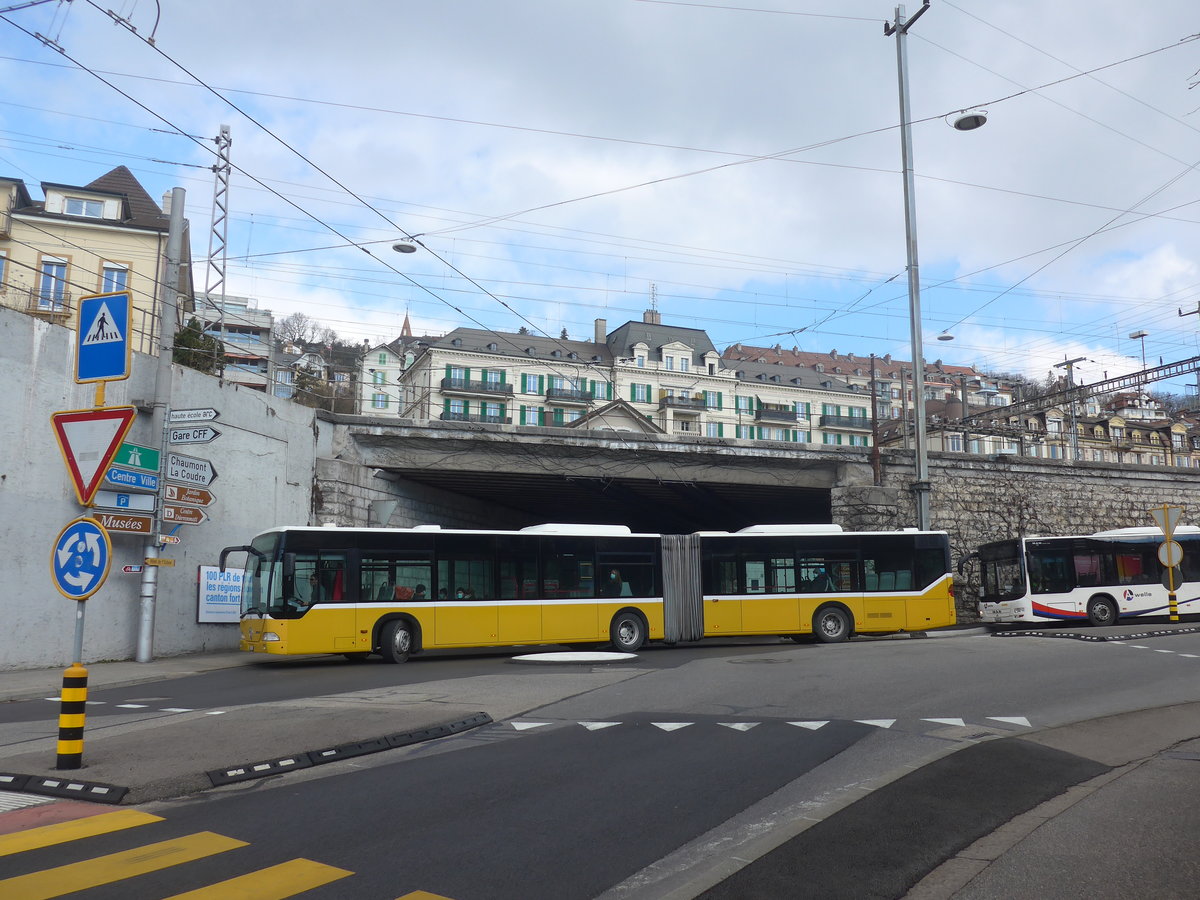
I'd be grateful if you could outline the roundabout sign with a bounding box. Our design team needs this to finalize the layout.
[50,517,112,600]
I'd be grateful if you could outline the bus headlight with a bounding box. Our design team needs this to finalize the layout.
[262,632,281,642]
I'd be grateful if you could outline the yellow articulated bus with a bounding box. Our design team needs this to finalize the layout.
[221,523,954,662]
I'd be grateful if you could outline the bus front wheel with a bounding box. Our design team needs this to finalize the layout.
[1087,597,1118,627]
[814,606,852,643]
[381,620,413,663]
[609,611,647,652]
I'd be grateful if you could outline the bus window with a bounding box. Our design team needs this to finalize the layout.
[499,554,538,599]
[361,554,432,604]
[709,554,739,595]
[438,556,494,601]
[1028,550,1072,594]
[597,542,657,598]
[800,557,855,591]
[1115,548,1157,585]
[543,539,595,598]
[1073,552,1103,588]
[287,553,348,615]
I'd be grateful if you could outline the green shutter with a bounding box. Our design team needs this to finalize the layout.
[443,398,451,415]
[538,407,546,426]
[538,375,545,394]
[462,400,470,416]
[519,404,526,424]
[717,423,724,437]
[499,370,507,383]
[444,364,452,379]
[717,391,724,410]
[630,385,637,402]
[498,403,506,419]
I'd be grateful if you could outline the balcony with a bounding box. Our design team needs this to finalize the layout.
[756,407,800,424]
[820,415,872,431]
[23,289,72,323]
[440,412,512,425]
[440,377,513,397]
[659,395,708,415]
[545,386,594,405]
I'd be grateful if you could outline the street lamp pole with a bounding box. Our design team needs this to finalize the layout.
[886,1,933,531]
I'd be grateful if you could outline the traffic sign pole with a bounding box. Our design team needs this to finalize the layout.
[1151,504,1186,622]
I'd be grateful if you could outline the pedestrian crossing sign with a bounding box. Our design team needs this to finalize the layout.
[76,291,132,383]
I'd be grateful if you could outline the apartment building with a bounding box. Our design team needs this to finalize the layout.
[0,166,192,353]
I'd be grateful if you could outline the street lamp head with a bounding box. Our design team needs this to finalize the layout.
[936,332,954,342]
[392,241,418,254]
[1128,330,1149,340]
[951,110,987,131]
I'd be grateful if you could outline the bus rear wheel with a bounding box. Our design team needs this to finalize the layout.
[381,620,413,663]
[609,611,647,652]
[1087,597,1118,627]
[814,606,852,643]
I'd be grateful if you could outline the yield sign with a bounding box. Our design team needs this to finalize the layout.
[1150,504,1185,538]
[51,407,137,505]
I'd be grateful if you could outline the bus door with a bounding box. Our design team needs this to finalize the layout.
[741,547,800,633]
[541,538,598,642]
[497,544,541,644]
[436,546,498,646]
[705,548,742,634]
[288,551,352,651]
[860,537,913,627]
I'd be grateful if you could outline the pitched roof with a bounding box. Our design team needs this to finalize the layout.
[84,165,167,228]
[722,343,988,381]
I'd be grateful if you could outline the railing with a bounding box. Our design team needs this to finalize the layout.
[755,407,799,423]
[545,387,594,403]
[659,395,707,413]
[441,412,512,425]
[23,288,72,321]
[820,415,872,431]
[440,378,513,396]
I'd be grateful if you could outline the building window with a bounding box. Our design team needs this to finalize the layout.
[38,258,68,309]
[565,409,583,423]
[736,425,751,439]
[679,357,689,372]
[481,401,503,422]
[664,356,675,371]
[522,407,540,426]
[0,250,7,286]
[632,384,650,403]
[706,422,721,438]
[484,369,502,386]
[736,396,752,413]
[848,434,869,447]
[65,197,104,218]
[378,353,388,365]
[636,355,645,368]
[101,263,128,293]
[946,434,963,452]
[1110,426,1124,442]
[448,399,466,417]
[372,393,388,409]
[822,433,842,445]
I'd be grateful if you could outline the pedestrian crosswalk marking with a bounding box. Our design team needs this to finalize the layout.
[579,722,622,730]
[788,721,829,730]
[652,722,693,731]
[922,718,967,727]
[718,722,759,731]
[855,719,896,729]
[510,722,551,730]
[0,831,245,899]
[160,858,353,899]
[0,809,162,857]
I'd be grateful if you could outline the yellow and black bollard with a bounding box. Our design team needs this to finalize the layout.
[56,663,89,770]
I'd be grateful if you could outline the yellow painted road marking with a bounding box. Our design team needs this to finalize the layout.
[0,809,162,857]
[161,858,353,899]
[0,831,245,899]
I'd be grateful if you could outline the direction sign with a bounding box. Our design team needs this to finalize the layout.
[163,503,208,526]
[92,511,154,534]
[76,292,132,384]
[92,490,156,512]
[104,467,159,492]
[163,484,216,507]
[167,425,221,445]
[51,517,112,600]
[166,452,217,487]
[158,534,181,545]
[51,406,137,505]
[1151,504,1184,537]
[169,407,219,424]
[144,558,175,567]
[122,565,144,574]
[113,442,159,473]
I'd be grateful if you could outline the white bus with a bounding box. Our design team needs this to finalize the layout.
[973,526,1200,626]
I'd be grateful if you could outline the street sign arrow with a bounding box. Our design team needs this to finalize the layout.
[163,504,208,526]
[167,425,221,445]
[51,406,137,505]
[162,484,216,507]
[165,452,217,487]
[168,407,219,424]
[51,517,112,600]
[104,467,159,492]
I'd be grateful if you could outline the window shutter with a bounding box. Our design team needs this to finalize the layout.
[630,385,637,401]
[444,364,452,379]
[717,391,724,410]
[538,407,546,426]
[519,404,526,423]
[443,398,451,415]
[717,423,724,437]
[499,370,507,383]
[538,375,545,394]
[462,400,470,416]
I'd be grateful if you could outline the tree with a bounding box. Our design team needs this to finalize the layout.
[559,327,569,339]
[276,312,334,346]
[173,317,221,374]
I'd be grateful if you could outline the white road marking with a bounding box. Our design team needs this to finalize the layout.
[788,721,829,730]
[855,719,896,729]
[579,722,622,730]
[652,722,693,731]
[205,710,227,715]
[718,722,759,731]
[510,722,552,731]
[988,716,1032,727]
[115,704,148,709]
[159,707,194,712]
[922,718,967,727]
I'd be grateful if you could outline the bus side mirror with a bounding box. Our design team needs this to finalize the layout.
[282,552,296,598]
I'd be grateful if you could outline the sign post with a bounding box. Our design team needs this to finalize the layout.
[76,291,132,408]
[50,516,112,770]
[1151,504,1185,622]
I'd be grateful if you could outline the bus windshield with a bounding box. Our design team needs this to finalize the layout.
[979,540,1025,602]
[240,532,280,617]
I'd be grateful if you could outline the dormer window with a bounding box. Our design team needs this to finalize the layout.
[568,352,577,359]
[487,342,498,352]
[451,338,462,347]
[65,197,103,218]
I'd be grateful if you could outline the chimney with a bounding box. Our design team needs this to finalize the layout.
[643,309,661,325]
[594,318,607,344]
[161,191,172,215]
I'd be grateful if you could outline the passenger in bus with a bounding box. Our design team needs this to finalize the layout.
[604,569,625,597]
[805,568,835,592]
[412,584,428,601]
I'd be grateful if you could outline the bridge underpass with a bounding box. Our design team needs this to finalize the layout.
[338,420,853,534]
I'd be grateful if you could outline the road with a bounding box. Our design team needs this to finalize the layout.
[4,628,1200,898]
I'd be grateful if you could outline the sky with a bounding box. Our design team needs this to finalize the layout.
[3,0,1200,394]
